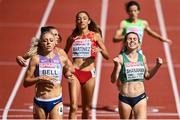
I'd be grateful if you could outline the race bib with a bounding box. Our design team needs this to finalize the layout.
[39,63,62,81]
[125,62,145,81]
[72,39,91,58]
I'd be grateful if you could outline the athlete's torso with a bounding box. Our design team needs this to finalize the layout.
[35,53,63,99]
[118,52,146,96]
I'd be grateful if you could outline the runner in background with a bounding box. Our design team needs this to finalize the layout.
[111,32,163,119]
[113,0,172,53]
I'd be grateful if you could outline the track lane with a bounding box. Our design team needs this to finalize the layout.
[161,0,180,89]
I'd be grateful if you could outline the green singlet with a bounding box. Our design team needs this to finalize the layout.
[118,52,145,83]
[122,19,145,43]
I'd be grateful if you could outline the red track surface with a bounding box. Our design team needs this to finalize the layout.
[0,0,179,119]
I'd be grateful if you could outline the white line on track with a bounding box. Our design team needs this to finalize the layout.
[2,0,56,119]
[92,0,109,119]
[155,0,180,118]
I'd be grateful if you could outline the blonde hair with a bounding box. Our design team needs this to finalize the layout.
[24,26,58,58]
[24,37,39,58]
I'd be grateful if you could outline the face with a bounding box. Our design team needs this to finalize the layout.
[50,29,59,44]
[40,32,56,52]
[125,33,139,50]
[76,12,90,29]
[127,5,139,20]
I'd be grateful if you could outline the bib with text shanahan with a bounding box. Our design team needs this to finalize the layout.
[124,62,145,81]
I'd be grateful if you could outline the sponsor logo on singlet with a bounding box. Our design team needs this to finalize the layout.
[72,39,92,58]
[125,62,145,81]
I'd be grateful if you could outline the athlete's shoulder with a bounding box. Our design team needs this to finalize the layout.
[55,47,67,56]
[140,19,148,25]
[30,54,39,65]
[121,19,129,24]
[31,54,39,59]
[93,32,102,41]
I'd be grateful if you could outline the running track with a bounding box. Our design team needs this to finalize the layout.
[0,0,179,119]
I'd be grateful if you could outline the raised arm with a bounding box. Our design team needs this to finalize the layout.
[111,55,123,83]
[143,55,163,80]
[113,21,125,43]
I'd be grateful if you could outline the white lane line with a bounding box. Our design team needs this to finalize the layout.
[155,0,180,118]
[2,0,56,119]
[92,0,109,119]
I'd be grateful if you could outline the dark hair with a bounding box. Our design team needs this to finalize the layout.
[125,1,140,12]
[41,26,62,42]
[71,11,102,37]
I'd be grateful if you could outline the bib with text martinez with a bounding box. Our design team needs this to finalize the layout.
[72,39,92,58]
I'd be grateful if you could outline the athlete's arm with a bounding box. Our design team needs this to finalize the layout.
[143,55,163,80]
[111,55,123,83]
[95,33,109,60]
[113,21,125,42]
[144,20,172,44]
[16,55,28,67]
[64,36,73,53]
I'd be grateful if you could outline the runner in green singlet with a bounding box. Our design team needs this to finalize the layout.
[113,1,172,49]
[111,32,163,119]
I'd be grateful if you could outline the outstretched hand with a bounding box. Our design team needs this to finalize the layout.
[113,56,121,65]
[64,70,75,83]
[156,57,163,65]
[92,46,102,53]
[164,38,172,45]
[16,56,28,67]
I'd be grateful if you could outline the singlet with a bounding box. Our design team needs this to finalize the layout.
[122,19,145,43]
[118,52,145,83]
[35,53,63,84]
[72,32,98,58]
